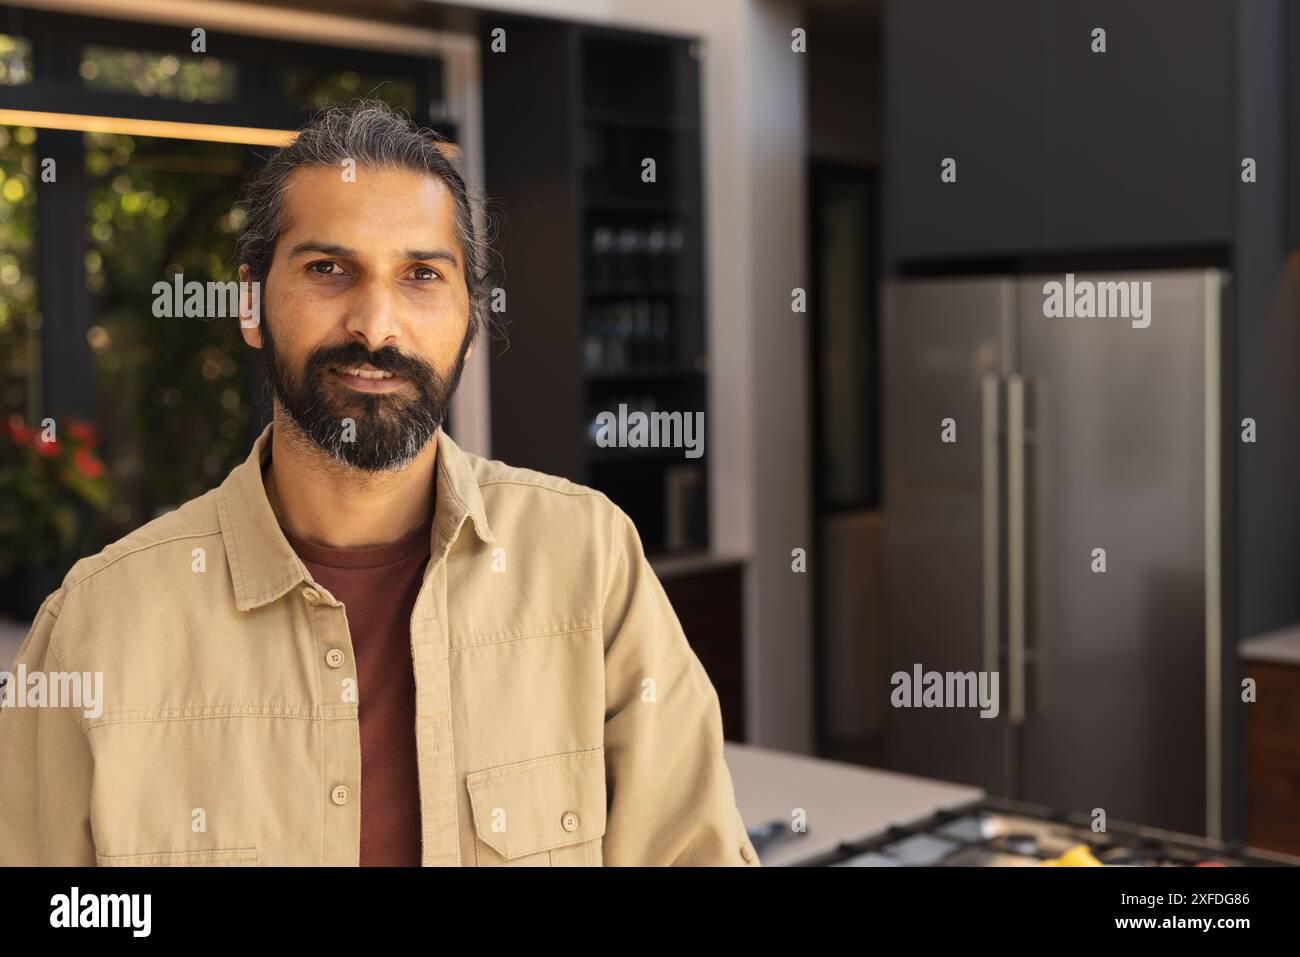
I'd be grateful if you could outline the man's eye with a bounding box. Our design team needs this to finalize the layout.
[308,260,340,276]
[411,266,439,282]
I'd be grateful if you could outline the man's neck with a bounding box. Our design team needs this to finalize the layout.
[262,409,437,549]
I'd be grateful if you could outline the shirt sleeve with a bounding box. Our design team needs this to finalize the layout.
[598,507,760,866]
[0,590,97,866]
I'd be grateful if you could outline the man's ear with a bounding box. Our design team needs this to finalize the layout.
[237,263,263,348]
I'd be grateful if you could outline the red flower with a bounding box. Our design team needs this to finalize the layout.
[73,447,105,479]
[34,437,60,457]
[3,418,31,445]
[66,420,99,447]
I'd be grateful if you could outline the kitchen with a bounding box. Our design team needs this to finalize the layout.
[0,0,1297,886]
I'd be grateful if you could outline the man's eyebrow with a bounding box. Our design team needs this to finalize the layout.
[405,248,459,267]
[286,242,458,267]
[288,241,356,260]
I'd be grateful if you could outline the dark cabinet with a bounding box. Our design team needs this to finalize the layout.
[657,560,747,742]
[885,0,1044,261]
[1245,661,1300,855]
[886,0,1234,264]
[1040,0,1233,252]
[483,19,709,556]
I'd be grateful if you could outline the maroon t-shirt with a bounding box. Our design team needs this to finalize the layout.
[280,516,431,867]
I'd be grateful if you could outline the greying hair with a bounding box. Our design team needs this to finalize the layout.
[234,100,499,347]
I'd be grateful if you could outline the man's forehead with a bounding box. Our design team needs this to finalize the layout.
[283,162,451,195]
[277,165,458,244]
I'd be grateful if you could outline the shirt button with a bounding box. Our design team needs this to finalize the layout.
[302,586,321,603]
[561,811,580,832]
[740,844,756,863]
[331,785,350,806]
[325,648,345,668]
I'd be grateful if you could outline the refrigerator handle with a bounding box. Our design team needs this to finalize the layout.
[1007,374,1026,726]
[981,375,1000,682]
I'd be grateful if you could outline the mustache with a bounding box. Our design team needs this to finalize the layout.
[306,342,437,385]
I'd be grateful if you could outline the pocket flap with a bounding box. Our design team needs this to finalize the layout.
[96,847,259,866]
[467,747,606,860]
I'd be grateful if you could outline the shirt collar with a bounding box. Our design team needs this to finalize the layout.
[217,422,495,611]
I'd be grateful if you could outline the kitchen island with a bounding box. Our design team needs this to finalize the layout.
[723,741,983,866]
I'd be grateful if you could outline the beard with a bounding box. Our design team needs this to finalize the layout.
[259,300,471,473]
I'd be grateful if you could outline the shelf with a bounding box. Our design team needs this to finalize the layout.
[582,194,701,215]
[648,550,746,578]
[585,365,705,383]
[583,107,699,132]
[584,281,701,298]
[586,445,704,465]
[484,18,708,556]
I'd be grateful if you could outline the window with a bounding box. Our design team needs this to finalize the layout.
[81,46,238,103]
[0,33,31,85]
[0,8,451,561]
[0,123,36,426]
[84,131,248,527]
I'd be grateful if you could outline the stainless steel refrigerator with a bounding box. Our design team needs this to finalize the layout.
[880,269,1227,837]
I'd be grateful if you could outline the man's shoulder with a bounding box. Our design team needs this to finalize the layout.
[461,450,633,537]
[465,450,599,498]
[56,486,223,600]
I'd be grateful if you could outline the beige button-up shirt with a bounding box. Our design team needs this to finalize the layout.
[0,423,759,866]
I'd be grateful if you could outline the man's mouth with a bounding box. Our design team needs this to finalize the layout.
[333,364,396,379]
[329,364,407,391]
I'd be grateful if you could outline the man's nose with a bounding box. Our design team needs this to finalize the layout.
[342,276,402,350]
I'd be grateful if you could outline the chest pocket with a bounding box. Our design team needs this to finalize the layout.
[467,747,607,866]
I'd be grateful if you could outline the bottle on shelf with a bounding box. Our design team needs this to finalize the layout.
[664,463,704,552]
[613,301,634,371]
[665,226,684,288]
[632,300,652,367]
[583,312,604,373]
[591,225,614,285]
[616,227,642,286]
[647,222,668,285]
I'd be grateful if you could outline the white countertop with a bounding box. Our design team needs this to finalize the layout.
[1239,622,1300,666]
[648,551,746,579]
[723,741,984,866]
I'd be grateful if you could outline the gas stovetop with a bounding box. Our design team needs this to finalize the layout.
[803,797,1300,867]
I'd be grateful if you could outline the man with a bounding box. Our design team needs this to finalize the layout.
[0,102,759,867]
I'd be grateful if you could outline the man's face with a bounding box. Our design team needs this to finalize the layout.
[239,165,473,472]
